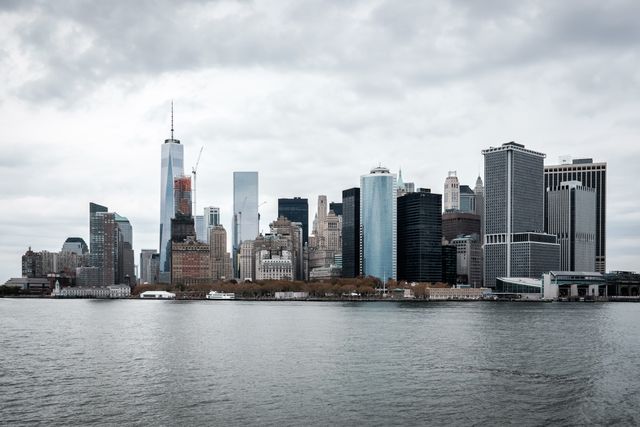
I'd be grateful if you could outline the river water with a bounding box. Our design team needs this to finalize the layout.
[1,299,639,426]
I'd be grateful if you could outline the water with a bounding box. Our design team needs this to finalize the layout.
[1,299,639,426]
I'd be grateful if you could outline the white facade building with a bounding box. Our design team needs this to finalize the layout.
[443,171,460,211]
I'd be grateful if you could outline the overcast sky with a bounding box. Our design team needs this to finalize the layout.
[1,0,639,281]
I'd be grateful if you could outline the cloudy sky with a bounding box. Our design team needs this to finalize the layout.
[1,0,639,280]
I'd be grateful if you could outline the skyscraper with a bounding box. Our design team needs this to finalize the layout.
[159,106,184,282]
[61,237,88,255]
[341,187,360,278]
[232,171,259,277]
[201,206,221,243]
[210,225,232,280]
[114,214,135,285]
[397,189,442,282]
[360,166,397,281]
[546,181,596,271]
[474,176,485,242]
[278,197,309,245]
[171,176,195,244]
[544,158,606,273]
[459,185,476,213]
[89,202,108,269]
[483,142,560,287]
[329,202,343,216]
[139,249,158,284]
[443,171,460,211]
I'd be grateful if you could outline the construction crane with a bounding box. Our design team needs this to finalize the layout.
[192,146,204,216]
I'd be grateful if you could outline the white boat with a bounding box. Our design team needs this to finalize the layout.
[206,291,235,300]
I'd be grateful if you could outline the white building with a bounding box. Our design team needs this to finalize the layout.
[201,206,221,243]
[256,250,293,281]
[443,171,460,211]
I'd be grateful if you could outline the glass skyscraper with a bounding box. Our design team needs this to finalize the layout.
[397,189,442,282]
[341,187,360,278]
[232,171,259,277]
[360,166,397,281]
[159,129,184,282]
[278,197,309,245]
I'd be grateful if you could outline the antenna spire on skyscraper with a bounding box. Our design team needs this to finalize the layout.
[171,100,174,140]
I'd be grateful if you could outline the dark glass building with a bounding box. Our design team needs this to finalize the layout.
[341,187,360,278]
[278,197,309,245]
[441,245,457,285]
[397,189,442,282]
[329,202,343,216]
[544,158,606,273]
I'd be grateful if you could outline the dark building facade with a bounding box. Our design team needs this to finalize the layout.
[441,245,457,285]
[397,189,442,282]
[278,197,309,245]
[544,158,607,273]
[341,187,360,278]
[442,212,481,243]
[329,202,343,216]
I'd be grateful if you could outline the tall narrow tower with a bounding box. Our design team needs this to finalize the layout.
[159,103,184,283]
[232,171,259,278]
[360,166,397,281]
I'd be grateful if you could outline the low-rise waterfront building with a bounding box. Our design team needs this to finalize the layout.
[53,284,131,298]
[140,290,176,299]
[274,291,309,299]
[426,287,489,300]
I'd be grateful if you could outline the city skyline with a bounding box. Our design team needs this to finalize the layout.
[1,1,640,281]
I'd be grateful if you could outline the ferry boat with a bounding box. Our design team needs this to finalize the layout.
[206,291,235,300]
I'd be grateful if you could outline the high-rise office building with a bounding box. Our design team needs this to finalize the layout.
[174,175,192,217]
[201,206,221,244]
[443,171,460,211]
[194,215,205,242]
[329,202,343,216]
[139,249,158,284]
[459,185,476,213]
[397,189,442,282]
[451,235,483,287]
[442,212,481,243]
[278,197,309,246]
[232,172,259,277]
[115,214,135,285]
[159,108,184,282]
[360,166,397,281]
[341,187,360,278]
[170,176,195,245]
[544,158,606,273]
[474,176,485,242]
[171,237,210,286]
[61,237,88,255]
[210,225,232,280]
[546,181,596,272]
[308,195,342,278]
[89,202,108,269]
[483,142,560,287]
